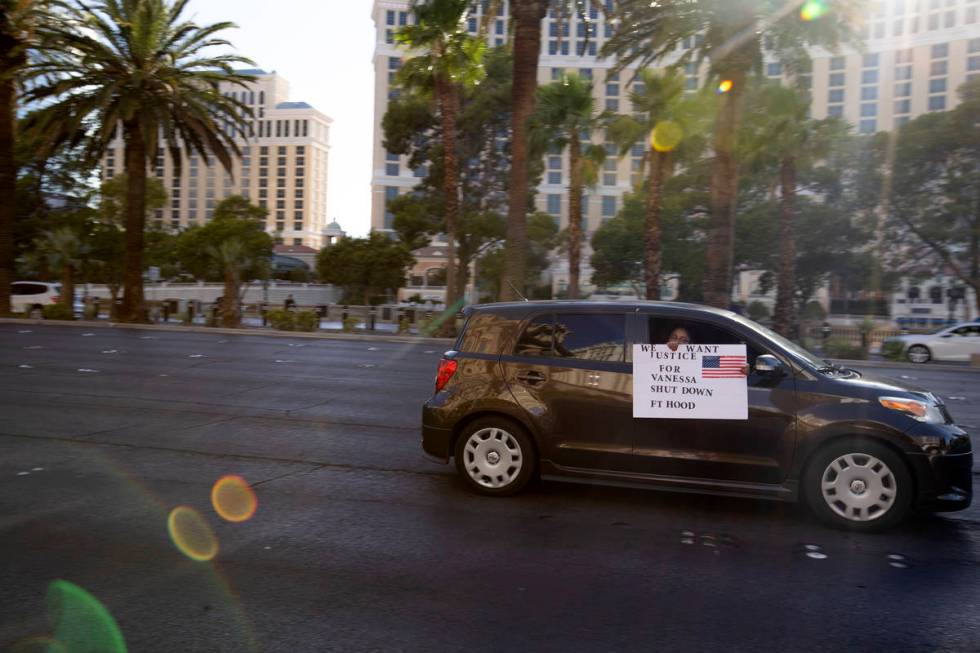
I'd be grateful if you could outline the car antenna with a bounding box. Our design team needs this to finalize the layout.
[507,281,529,302]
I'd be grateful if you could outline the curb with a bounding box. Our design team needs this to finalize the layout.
[0,317,456,347]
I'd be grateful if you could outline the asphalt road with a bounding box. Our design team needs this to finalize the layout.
[1,324,978,653]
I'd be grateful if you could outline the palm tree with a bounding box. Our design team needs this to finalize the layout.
[22,0,254,323]
[740,82,846,336]
[602,0,859,308]
[397,0,485,331]
[530,73,605,299]
[606,69,711,300]
[0,0,61,316]
[37,225,87,311]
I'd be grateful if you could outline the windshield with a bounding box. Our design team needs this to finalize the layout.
[727,313,828,370]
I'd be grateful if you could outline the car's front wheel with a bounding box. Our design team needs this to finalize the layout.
[454,417,536,496]
[804,439,912,531]
[906,344,931,364]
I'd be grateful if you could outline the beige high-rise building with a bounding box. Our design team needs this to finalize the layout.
[372,1,980,295]
[101,69,333,247]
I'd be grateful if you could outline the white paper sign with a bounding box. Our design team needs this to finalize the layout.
[632,344,748,420]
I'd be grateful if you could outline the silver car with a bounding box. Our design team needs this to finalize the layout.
[886,322,980,363]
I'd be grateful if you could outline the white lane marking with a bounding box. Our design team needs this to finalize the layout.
[358,363,376,368]
[680,538,694,545]
[900,375,917,380]
[218,340,229,344]
[189,354,205,358]
[23,345,43,350]
[367,347,380,351]
[32,467,44,472]
[81,333,95,337]
[18,364,33,369]
[287,343,306,348]
[274,360,294,363]
[424,350,436,354]
[17,471,29,476]
[77,368,99,373]
[159,374,169,377]
[18,330,32,333]
[804,544,821,551]
[947,396,967,401]
[680,530,695,537]
[101,350,118,354]
[140,336,157,340]
[805,552,828,559]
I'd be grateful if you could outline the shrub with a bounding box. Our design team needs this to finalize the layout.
[42,303,74,321]
[823,337,866,360]
[266,308,296,331]
[294,310,319,332]
[397,316,412,334]
[801,301,826,321]
[747,300,770,322]
[342,316,360,332]
[881,339,905,361]
[83,303,99,320]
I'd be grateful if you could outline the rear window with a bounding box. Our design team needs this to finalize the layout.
[457,312,509,354]
[555,313,625,362]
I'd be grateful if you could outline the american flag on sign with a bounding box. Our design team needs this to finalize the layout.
[702,355,746,379]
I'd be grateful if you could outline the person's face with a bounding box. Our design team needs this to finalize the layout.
[667,328,690,351]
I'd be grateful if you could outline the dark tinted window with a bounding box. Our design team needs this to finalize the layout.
[458,313,508,354]
[952,325,980,336]
[553,313,625,362]
[12,283,47,295]
[515,314,555,356]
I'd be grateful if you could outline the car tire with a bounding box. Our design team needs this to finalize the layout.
[454,417,536,497]
[29,304,43,319]
[906,345,931,364]
[803,439,913,532]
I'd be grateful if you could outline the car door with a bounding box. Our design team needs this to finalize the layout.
[498,311,635,472]
[939,325,980,361]
[628,312,798,485]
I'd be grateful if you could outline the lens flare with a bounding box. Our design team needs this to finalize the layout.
[211,475,258,523]
[650,120,684,152]
[801,0,828,21]
[46,580,127,653]
[717,79,734,94]
[167,506,218,561]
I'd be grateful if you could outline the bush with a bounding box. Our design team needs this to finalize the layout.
[293,310,319,332]
[267,308,296,331]
[881,339,905,361]
[823,337,866,360]
[342,316,360,332]
[397,316,412,334]
[42,303,74,321]
[747,301,770,322]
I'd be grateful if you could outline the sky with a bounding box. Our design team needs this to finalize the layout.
[188,0,377,237]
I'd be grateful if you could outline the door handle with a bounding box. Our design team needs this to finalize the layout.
[515,370,546,385]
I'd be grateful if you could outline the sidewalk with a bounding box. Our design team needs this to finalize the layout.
[0,316,455,346]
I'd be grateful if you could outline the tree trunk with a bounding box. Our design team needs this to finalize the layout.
[221,267,240,328]
[60,263,74,312]
[972,182,980,316]
[0,68,16,316]
[436,77,461,336]
[120,121,147,322]
[773,157,796,336]
[644,151,669,300]
[702,70,747,308]
[499,0,547,301]
[567,132,583,299]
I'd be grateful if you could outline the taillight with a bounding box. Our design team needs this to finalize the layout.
[435,358,458,392]
[51,295,60,303]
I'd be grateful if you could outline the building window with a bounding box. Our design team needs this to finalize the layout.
[861,70,878,84]
[766,62,782,77]
[829,72,845,87]
[828,89,844,103]
[894,99,911,114]
[384,186,398,229]
[862,53,879,68]
[603,173,616,186]
[828,105,844,118]
[895,65,912,81]
[606,83,619,96]
[386,163,399,176]
[860,87,877,101]
[547,194,561,215]
[860,103,877,117]
[928,95,946,111]
[895,82,912,97]
[578,68,593,80]
[601,195,616,217]
[930,61,948,76]
[931,43,949,59]
[969,56,980,72]
[551,67,563,80]
[929,78,947,93]
[830,56,845,71]
[547,172,561,185]
[605,98,619,111]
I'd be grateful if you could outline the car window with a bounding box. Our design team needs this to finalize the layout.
[553,313,625,362]
[952,326,980,336]
[647,317,765,364]
[14,283,46,295]
[515,314,555,357]
[457,313,508,355]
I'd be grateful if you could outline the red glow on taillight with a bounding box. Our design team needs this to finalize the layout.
[435,359,458,392]
[51,295,60,303]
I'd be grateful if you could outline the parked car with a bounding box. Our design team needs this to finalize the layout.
[884,322,980,363]
[422,301,972,531]
[10,281,61,316]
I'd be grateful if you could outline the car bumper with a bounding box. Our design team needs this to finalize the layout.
[421,400,452,463]
[905,422,973,512]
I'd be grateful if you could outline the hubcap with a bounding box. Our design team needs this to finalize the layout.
[821,453,897,522]
[462,427,522,489]
[908,347,929,363]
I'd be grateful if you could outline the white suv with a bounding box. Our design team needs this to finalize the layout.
[11,281,61,316]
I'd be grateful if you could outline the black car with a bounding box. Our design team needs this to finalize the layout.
[421,301,973,531]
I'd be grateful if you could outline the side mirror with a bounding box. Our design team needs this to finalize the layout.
[755,354,785,375]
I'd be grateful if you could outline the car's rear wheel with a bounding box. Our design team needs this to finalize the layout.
[906,344,931,364]
[454,417,536,496]
[804,439,912,532]
[29,304,43,319]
